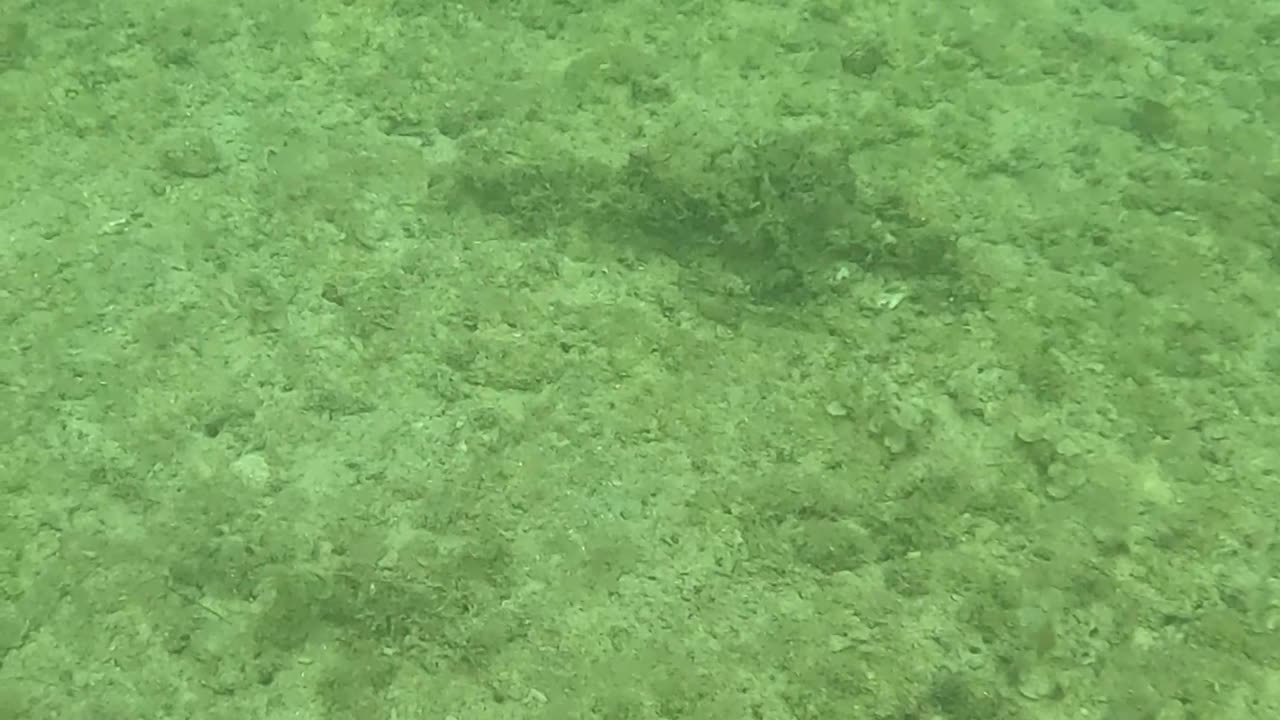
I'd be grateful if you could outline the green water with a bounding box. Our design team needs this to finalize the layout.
[1,1,1276,718]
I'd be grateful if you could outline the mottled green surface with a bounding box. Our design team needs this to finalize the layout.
[2,1,1278,718]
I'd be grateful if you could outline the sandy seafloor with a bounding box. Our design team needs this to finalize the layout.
[1,1,1278,718]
